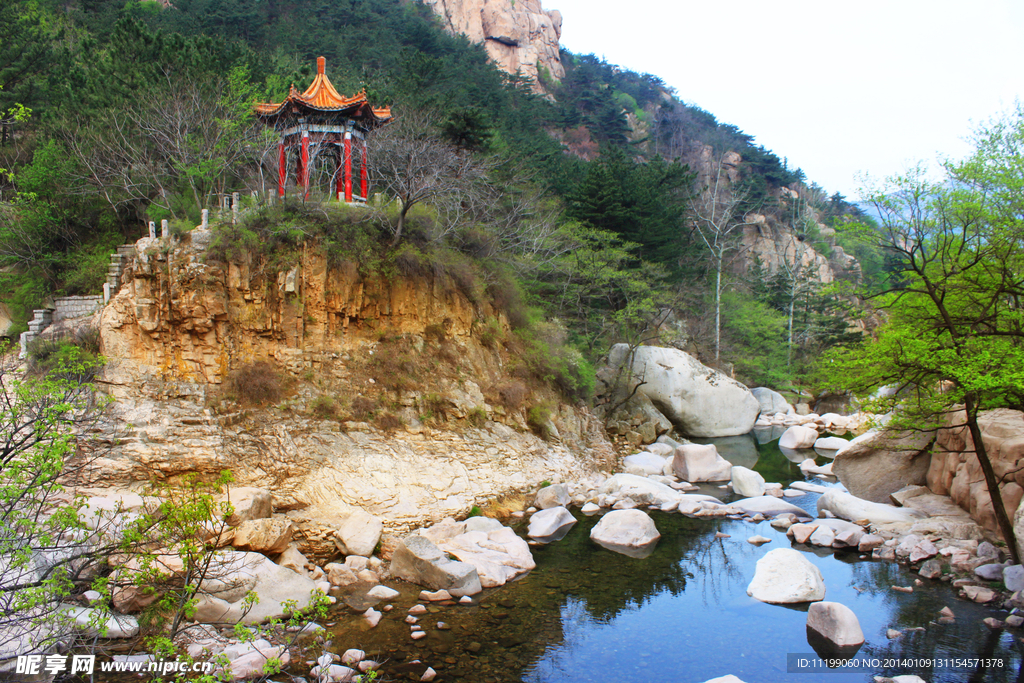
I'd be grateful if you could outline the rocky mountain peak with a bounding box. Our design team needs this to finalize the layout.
[422,0,565,92]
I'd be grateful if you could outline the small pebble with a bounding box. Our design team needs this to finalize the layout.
[409,604,427,615]
[892,585,913,593]
[411,631,427,640]
[886,629,902,639]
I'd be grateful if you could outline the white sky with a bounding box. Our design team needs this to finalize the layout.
[550,0,1024,200]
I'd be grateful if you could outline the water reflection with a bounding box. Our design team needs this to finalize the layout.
[318,433,1022,683]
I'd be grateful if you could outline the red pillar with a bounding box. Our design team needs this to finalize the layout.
[360,138,368,201]
[301,130,310,199]
[277,140,286,197]
[335,143,344,201]
[344,131,353,203]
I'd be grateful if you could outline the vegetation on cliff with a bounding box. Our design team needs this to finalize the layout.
[1,0,870,390]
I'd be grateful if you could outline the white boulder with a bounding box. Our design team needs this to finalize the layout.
[730,496,812,520]
[527,506,577,541]
[817,489,925,525]
[590,509,661,558]
[332,508,383,557]
[673,443,732,482]
[623,451,671,476]
[604,344,761,437]
[388,534,482,596]
[730,466,766,497]
[191,551,319,624]
[535,483,571,509]
[806,601,865,647]
[780,425,819,450]
[747,548,825,604]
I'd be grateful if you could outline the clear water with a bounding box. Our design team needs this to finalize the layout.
[321,435,1024,683]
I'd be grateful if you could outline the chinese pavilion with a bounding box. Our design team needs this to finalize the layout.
[255,57,393,202]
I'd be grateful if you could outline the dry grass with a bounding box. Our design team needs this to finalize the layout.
[478,493,528,520]
[227,362,284,406]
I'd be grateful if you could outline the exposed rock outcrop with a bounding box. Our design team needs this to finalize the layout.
[832,430,934,503]
[597,344,760,437]
[422,0,564,92]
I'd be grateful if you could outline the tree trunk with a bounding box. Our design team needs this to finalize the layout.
[391,202,408,247]
[965,395,1021,565]
[714,256,722,363]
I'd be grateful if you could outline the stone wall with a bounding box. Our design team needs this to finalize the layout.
[927,408,1024,534]
[54,295,104,324]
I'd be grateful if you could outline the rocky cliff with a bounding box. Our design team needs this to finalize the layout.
[422,0,564,91]
[89,229,614,556]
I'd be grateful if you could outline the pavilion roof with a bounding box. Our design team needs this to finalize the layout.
[255,57,392,127]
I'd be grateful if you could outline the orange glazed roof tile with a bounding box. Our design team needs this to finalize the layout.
[255,57,392,125]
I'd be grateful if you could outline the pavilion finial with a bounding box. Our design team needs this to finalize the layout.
[317,56,326,75]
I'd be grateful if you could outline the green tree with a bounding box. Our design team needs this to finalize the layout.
[824,107,1024,562]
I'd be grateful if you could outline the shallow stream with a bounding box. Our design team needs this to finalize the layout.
[317,435,1023,683]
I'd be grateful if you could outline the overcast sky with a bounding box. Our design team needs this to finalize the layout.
[550,0,1024,200]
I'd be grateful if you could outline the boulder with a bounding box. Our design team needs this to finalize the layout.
[589,509,660,558]
[730,466,766,497]
[275,544,311,576]
[435,518,535,588]
[780,425,819,450]
[222,488,273,526]
[975,563,1007,581]
[231,518,293,555]
[623,451,670,476]
[602,344,760,437]
[809,526,836,547]
[751,387,791,415]
[731,496,812,520]
[645,442,675,457]
[332,508,383,558]
[1005,564,1024,593]
[527,506,577,542]
[535,483,571,510]
[191,551,319,624]
[673,443,732,482]
[598,473,690,507]
[66,606,139,638]
[747,548,825,604]
[832,430,934,503]
[814,436,850,453]
[701,677,748,683]
[806,601,864,649]
[222,639,290,681]
[817,489,925,525]
[389,534,482,596]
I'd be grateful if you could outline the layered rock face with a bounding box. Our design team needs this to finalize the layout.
[927,409,1024,538]
[89,234,615,556]
[422,0,564,91]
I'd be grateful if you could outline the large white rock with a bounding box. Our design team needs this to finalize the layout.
[817,489,925,525]
[535,483,571,509]
[590,509,660,557]
[814,436,850,453]
[599,473,685,507]
[191,551,319,624]
[604,344,761,437]
[673,443,732,482]
[332,508,383,557]
[747,548,825,604]
[832,429,933,503]
[731,496,812,520]
[438,520,536,588]
[623,451,671,476]
[779,425,819,450]
[806,601,865,647]
[731,466,766,497]
[232,518,294,555]
[387,534,482,596]
[221,488,273,527]
[751,387,791,415]
[527,506,577,541]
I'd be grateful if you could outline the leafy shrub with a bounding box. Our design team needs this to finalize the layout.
[527,402,555,439]
[497,381,527,410]
[26,335,104,381]
[478,318,503,348]
[310,395,337,419]
[424,322,447,343]
[226,362,283,406]
[349,396,379,421]
[375,411,404,432]
[467,406,487,427]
